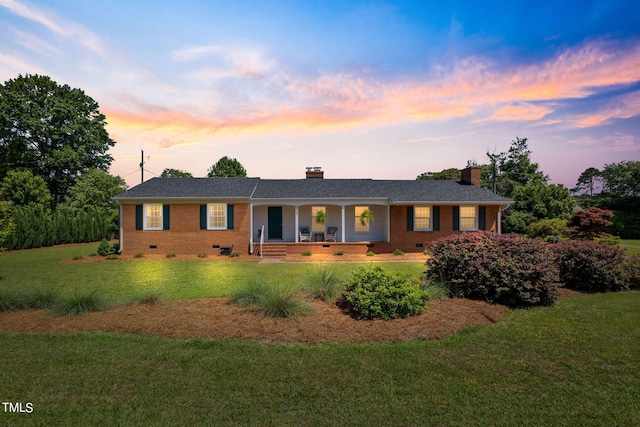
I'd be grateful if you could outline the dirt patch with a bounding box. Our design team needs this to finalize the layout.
[0,297,506,344]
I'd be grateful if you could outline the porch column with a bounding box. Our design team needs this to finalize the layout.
[341,205,346,242]
[387,204,391,242]
[295,205,299,243]
[249,202,254,253]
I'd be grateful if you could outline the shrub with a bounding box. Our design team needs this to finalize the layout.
[554,240,627,292]
[231,278,312,318]
[97,238,111,256]
[53,289,108,316]
[393,249,405,256]
[527,218,570,241]
[426,232,559,307]
[302,250,312,256]
[334,250,344,256]
[305,265,342,301]
[136,293,162,305]
[134,252,145,258]
[106,254,119,260]
[621,255,640,290]
[197,253,207,258]
[166,253,176,258]
[366,251,375,257]
[342,265,429,320]
[567,207,614,240]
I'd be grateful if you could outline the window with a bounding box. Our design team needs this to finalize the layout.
[459,206,477,230]
[354,206,370,232]
[311,206,326,233]
[144,204,163,230]
[414,206,432,230]
[208,203,227,229]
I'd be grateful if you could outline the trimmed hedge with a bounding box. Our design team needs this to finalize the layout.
[426,232,559,307]
[554,240,627,292]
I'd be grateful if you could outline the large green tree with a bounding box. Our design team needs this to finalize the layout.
[486,137,573,233]
[416,168,461,181]
[0,169,51,209]
[0,74,115,205]
[207,156,247,177]
[160,168,193,178]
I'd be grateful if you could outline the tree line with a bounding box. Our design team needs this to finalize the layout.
[418,137,640,238]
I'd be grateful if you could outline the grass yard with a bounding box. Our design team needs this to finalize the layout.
[0,243,425,303]
[1,243,639,425]
[621,239,640,256]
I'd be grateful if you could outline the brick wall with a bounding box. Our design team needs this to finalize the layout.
[389,205,501,253]
[120,203,251,255]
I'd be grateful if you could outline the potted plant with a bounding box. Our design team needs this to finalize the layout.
[360,209,374,226]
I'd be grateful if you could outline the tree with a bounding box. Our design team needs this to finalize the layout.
[416,168,461,181]
[567,207,614,240]
[207,156,247,177]
[65,169,127,236]
[600,161,640,196]
[572,167,602,196]
[0,74,115,205]
[0,201,14,250]
[0,169,51,209]
[489,137,548,198]
[160,168,193,178]
[66,169,127,211]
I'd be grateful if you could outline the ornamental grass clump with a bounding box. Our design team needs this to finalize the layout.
[53,289,108,316]
[426,232,559,307]
[305,265,342,301]
[23,286,59,309]
[231,278,312,318]
[554,240,627,292]
[0,287,22,312]
[341,265,429,320]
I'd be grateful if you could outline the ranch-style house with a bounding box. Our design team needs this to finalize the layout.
[113,165,513,257]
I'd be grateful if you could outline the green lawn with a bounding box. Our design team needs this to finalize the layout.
[0,243,425,303]
[1,244,639,425]
[621,239,640,256]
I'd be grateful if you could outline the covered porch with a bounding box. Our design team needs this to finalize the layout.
[249,200,390,250]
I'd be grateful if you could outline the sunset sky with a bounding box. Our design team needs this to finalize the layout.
[1,0,639,189]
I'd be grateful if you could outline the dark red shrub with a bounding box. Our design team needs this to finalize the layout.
[567,207,614,240]
[426,232,559,307]
[554,240,626,292]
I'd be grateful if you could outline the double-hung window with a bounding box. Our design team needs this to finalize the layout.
[459,206,478,230]
[144,204,163,230]
[208,203,227,230]
[414,206,432,231]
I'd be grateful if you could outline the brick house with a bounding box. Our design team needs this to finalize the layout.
[113,165,512,256]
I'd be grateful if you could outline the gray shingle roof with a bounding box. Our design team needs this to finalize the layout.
[113,177,512,204]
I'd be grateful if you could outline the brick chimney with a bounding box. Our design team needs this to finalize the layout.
[306,167,324,179]
[461,163,481,187]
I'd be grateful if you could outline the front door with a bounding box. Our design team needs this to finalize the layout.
[267,206,283,239]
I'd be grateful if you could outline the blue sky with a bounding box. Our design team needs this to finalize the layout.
[1,0,639,188]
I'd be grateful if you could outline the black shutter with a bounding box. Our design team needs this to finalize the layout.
[479,206,486,230]
[200,205,207,230]
[406,206,414,231]
[135,205,143,230]
[162,205,170,230]
[433,206,440,231]
[227,204,234,230]
[453,206,460,231]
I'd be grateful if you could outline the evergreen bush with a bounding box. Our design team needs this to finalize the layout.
[342,265,428,320]
[97,238,111,256]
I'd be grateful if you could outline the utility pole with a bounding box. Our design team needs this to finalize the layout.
[140,149,145,183]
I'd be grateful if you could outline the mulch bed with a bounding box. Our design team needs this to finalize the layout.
[0,297,507,344]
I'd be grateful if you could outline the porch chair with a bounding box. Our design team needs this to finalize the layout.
[299,227,311,242]
[325,227,338,242]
